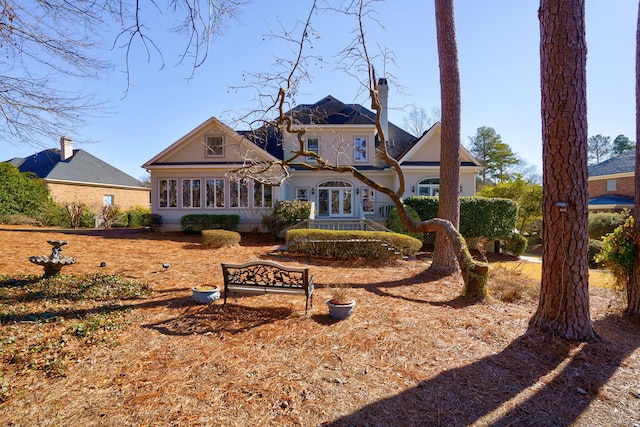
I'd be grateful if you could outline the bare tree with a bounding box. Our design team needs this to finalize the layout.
[627,0,640,316]
[530,0,596,341]
[402,106,440,137]
[231,0,489,300]
[1,0,244,147]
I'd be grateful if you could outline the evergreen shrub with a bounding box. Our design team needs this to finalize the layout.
[180,214,240,233]
[286,229,422,259]
[202,230,241,247]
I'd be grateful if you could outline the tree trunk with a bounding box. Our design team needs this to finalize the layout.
[628,0,640,316]
[530,0,597,341]
[432,0,461,274]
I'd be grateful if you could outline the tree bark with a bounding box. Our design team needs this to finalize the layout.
[432,0,461,274]
[628,0,640,316]
[530,0,597,341]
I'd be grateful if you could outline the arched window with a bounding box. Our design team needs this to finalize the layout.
[418,178,440,197]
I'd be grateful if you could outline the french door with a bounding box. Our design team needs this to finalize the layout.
[317,181,353,218]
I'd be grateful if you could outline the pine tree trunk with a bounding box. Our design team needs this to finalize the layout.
[432,0,461,274]
[530,0,597,341]
[628,0,640,316]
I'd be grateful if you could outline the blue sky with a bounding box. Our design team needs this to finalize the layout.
[5,1,638,181]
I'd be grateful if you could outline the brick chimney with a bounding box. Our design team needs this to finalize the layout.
[377,78,389,141]
[60,136,73,160]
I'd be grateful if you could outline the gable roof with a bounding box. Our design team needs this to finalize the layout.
[589,150,635,177]
[143,116,279,168]
[8,149,145,188]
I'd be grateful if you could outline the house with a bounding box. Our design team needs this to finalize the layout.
[143,79,482,232]
[588,150,635,212]
[7,137,150,211]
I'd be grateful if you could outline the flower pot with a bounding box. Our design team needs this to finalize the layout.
[192,285,221,304]
[327,300,356,320]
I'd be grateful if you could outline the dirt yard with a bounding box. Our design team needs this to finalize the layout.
[0,226,638,426]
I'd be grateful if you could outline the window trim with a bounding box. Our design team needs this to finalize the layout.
[159,178,178,208]
[253,181,274,209]
[354,137,367,162]
[606,179,616,192]
[181,178,202,209]
[205,135,224,157]
[418,178,440,197]
[306,137,319,161]
[205,178,226,208]
[229,179,249,208]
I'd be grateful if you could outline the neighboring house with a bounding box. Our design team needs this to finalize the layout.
[7,137,150,211]
[143,79,482,232]
[588,149,635,212]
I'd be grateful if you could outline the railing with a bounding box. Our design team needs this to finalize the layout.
[283,219,393,235]
[362,202,395,219]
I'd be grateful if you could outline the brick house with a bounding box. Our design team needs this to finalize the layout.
[588,150,634,212]
[7,137,150,211]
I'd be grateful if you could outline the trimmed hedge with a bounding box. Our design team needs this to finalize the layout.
[404,196,518,240]
[504,233,528,256]
[286,229,422,259]
[386,205,424,241]
[180,214,239,234]
[202,229,241,247]
[261,200,312,238]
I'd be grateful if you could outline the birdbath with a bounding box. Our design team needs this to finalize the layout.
[29,240,77,277]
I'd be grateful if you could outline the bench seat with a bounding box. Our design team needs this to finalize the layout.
[221,260,314,313]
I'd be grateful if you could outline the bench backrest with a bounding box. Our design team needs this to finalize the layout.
[221,260,309,289]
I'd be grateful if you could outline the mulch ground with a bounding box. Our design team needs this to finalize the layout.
[0,225,639,426]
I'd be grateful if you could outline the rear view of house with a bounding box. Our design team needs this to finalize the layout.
[143,80,481,232]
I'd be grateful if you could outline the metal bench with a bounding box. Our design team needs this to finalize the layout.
[221,260,314,314]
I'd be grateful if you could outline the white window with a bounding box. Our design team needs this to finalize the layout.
[606,179,616,191]
[306,137,319,160]
[205,178,225,208]
[418,178,440,197]
[182,179,201,208]
[296,188,310,201]
[361,188,375,213]
[253,182,273,208]
[230,179,249,208]
[354,137,367,161]
[205,136,223,157]
[103,195,114,206]
[159,179,178,208]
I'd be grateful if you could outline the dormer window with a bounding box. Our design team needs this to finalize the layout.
[205,136,223,157]
[354,137,367,161]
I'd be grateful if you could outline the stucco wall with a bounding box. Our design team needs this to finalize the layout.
[47,182,150,211]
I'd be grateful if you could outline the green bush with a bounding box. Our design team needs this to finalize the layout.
[126,206,152,228]
[286,229,422,259]
[596,216,634,290]
[588,239,604,269]
[405,196,518,240]
[588,211,630,240]
[262,200,312,238]
[386,205,424,241]
[142,213,162,231]
[504,233,528,256]
[202,230,241,247]
[0,163,57,223]
[180,214,240,234]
